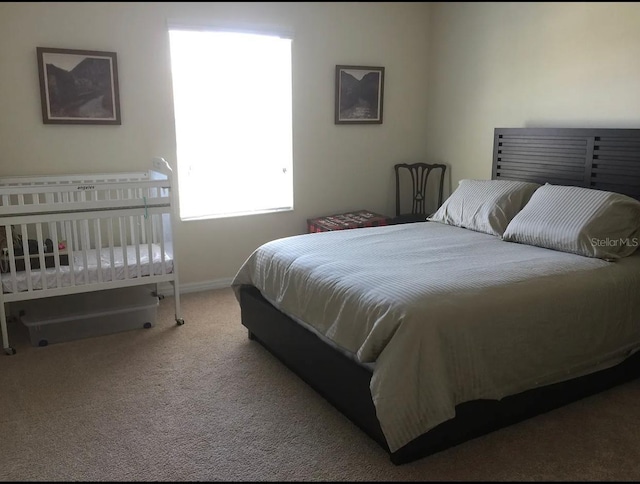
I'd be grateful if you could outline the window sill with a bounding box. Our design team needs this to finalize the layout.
[180,206,294,222]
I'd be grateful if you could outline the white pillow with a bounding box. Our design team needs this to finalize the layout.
[428,179,541,236]
[502,184,640,260]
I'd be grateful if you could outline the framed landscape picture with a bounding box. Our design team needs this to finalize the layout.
[335,65,384,125]
[36,47,121,125]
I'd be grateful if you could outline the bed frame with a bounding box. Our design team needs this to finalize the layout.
[238,127,640,465]
[0,157,183,355]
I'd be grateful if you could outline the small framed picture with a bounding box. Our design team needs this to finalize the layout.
[335,65,384,125]
[36,47,121,125]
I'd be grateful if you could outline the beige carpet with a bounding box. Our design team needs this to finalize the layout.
[1,287,640,481]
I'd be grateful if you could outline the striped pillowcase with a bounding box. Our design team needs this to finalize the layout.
[502,184,640,260]
[428,179,541,236]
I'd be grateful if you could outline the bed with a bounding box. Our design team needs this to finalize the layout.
[231,127,640,464]
[0,157,183,355]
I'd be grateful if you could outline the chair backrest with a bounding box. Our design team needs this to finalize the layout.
[394,163,447,217]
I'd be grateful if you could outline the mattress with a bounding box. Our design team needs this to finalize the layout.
[232,222,640,452]
[2,244,174,293]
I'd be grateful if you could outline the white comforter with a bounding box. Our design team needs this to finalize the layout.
[232,222,640,452]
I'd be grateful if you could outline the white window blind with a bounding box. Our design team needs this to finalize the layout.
[168,28,293,220]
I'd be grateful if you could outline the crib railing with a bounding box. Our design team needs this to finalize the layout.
[0,207,174,300]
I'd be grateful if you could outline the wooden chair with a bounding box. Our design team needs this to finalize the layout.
[393,162,447,224]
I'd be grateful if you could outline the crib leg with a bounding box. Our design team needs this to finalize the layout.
[173,280,184,326]
[0,302,16,356]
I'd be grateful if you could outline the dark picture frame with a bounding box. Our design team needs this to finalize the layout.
[36,47,121,125]
[335,65,384,125]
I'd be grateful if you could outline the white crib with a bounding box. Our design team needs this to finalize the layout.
[0,157,183,355]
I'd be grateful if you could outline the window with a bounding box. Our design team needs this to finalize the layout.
[168,28,293,220]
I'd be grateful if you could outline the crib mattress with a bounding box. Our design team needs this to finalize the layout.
[1,244,174,293]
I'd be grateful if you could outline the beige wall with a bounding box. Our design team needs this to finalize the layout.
[8,2,634,289]
[426,2,640,194]
[0,2,432,287]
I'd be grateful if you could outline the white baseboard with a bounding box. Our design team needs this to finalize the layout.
[156,277,234,297]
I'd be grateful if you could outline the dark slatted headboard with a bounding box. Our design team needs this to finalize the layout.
[492,128,640,200]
